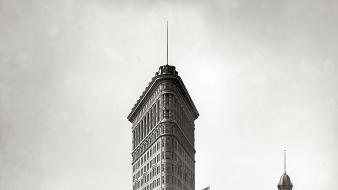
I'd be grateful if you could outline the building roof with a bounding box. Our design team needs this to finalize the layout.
[127,65,199,122]
[278,173,293,187]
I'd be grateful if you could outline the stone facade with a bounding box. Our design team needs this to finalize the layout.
[128,65,199,190]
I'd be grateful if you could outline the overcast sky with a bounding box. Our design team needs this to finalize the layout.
[0,0,337,190]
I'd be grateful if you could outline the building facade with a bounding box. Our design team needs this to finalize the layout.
[128,65,199,190]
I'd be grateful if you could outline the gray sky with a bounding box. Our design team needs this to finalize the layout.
[0,0,337,190]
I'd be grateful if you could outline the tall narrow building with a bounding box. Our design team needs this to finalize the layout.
[128,65,199,190]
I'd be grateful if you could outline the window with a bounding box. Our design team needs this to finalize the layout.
[165,151,171,160]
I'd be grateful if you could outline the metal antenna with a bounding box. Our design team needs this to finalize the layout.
[166,20,168,66]
[284,149,287,174]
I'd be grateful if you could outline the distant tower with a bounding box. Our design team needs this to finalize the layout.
[277,150,293,190]
[128,22,199,190]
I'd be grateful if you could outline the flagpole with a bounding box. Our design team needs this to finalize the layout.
[166,20,168,66]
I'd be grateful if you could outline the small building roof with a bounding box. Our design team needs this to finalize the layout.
[278,173,293,187]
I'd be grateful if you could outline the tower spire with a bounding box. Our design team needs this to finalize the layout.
[277,149,293,190]
[284,149,286,174]
[166,20,168,66]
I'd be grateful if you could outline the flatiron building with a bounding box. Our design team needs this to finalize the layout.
[128,65,199,190]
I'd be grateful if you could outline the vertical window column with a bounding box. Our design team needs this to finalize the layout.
[150,109,153,130]
[143,118,146,139]
[144,119,147,139]
[152,106,155,128]
[164,94,169,119]
[157,100,160,123]
[154,104,157,126]
[146,113,149,135]
[141,121,144,141]
[160,95,164,120]
[135,126,137,146]
[133,130,135,149]
[138,125,141,145]
[144,119,146,140]
[136,125,139,146]
[148,112,150,132]
[169,94,172,119]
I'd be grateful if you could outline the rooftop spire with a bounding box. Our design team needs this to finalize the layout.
[166,20,169,66]
[277,149,293,190]
[284,150,286,174]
